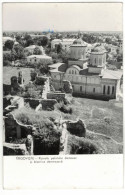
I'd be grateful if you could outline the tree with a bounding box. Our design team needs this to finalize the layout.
[57,43,62,53]
[12,44,25,60]
[105,38,112,44]
[39,64,49,75]
[37,36,48,47]
[33,47,42,55]
[4,40,14,50]
[3,52,11,61]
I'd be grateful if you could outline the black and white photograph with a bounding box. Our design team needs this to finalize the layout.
[2,2,123,157]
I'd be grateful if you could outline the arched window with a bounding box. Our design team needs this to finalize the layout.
[72,70,74,74]
[103,85,105,94]
[107,86,110,95]
[75,70,77,74]
[112,86,115,94]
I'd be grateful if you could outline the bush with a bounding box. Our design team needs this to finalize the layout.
[67,135,100,154]
[55,101,73,114]
[3,60,12,66]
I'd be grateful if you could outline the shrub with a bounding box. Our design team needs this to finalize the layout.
[67,135,100,154]
[55,101,73,114]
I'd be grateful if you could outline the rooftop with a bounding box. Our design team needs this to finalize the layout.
[102,69,123,80]
[27,55,52,59]
[48,63,65,69]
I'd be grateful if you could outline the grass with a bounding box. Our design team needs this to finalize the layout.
[62,97,123,143]
[11,96,123,154]
[3,66,34,85]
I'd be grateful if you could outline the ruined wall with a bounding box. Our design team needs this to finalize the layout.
[66,119,86,137]
[47,92,65,101]
[62,80,73,94]
[5,114,33,141]
[40,99,57,111]
[3,143,27,155]
[24,98,40,109]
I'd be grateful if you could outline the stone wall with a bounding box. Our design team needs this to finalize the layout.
[66,119,86,137]
[5,114,33,141]
[40,99,57,110]
[62,80,73,94]
[3,142,27,155]
[47,92,65,101]
[24,98,40,109]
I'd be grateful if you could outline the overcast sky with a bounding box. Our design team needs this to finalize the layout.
[2,3,123,32]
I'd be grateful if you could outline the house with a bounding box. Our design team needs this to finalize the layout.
[50,40,123,100]
[24,45,44,55]
[60,39,76,52]
[26,55,52,65]
[51,39,62,50]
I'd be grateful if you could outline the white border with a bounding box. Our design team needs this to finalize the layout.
[0,0,125,194]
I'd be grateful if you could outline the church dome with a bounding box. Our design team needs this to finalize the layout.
[91,44,106,53]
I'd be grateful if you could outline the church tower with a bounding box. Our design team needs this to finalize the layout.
[88,44,107,75]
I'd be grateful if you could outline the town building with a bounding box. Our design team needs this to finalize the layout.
[51,39,62,50]
[24,45,44,55]
[49,39,123,100]
[26,54,52,65]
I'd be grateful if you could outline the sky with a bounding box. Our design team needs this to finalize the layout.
[2,3,123,32]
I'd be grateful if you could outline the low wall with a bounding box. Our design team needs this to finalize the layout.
[72,92,116,101]
[47,92,65,102]
[40,99,57,110]
[24,98,40,109]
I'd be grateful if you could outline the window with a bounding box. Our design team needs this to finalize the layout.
[75,70,77,74]
[103,85,105,94]
[72,70,74,74]
[112,86,115,94]
[80,86,82,92]
[95,58,96,64]
[34,58,37,62]
[69,70,71,74]
[93,88,95,93]
[72,85,74,91]
[107,86,110,95]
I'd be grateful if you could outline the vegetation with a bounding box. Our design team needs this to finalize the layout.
[67,134,100,154]
[55,101,73,114]
[12,108,61,155]
[64,97,123,143]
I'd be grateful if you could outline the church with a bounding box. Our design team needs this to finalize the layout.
[49,39,123,100]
